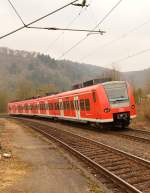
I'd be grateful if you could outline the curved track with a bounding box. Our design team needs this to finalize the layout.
[14,117,150,193]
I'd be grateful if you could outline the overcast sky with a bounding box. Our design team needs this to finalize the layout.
[0,0,150,72]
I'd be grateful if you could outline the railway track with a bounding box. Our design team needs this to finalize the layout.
[6,115,150,144]
[14,117,150,193]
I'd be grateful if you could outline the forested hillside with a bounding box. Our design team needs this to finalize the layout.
[0,47,110,92]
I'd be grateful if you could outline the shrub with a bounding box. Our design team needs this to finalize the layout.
[143,101,150,120]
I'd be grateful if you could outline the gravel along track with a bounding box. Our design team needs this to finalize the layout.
[15,118,150,193]
[102,129,150,144]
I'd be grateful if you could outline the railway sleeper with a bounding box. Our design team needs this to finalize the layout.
[100,161,129,168]
[127,177,150,186]
[114,168,147,176]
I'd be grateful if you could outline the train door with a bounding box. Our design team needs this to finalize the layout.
[74,96,80,119]
[59,99,64,117]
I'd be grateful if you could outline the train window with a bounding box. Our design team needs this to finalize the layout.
[63,101,66,110]
[36,105,38,110]
[45,103,49,110]
[34,105,38,110]
[57,102,59,110]
[37,104,40,110]
[18,105,23,111]
[85,99,90,111]
[51,103,54,110]
[61,102,64,110]
[59,102,63,110]
[66,101,70,110]
[70,101,74,110]
[48,103,50,110]
[48,103,53,110]
[54,103,59,110]
[54,103,57,110]
[80,99,85,111]
[92,91,96,103]
[40,104,45,110]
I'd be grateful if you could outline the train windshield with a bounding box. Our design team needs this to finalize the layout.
[104,82,129,104]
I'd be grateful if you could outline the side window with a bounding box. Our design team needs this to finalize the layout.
[92,91,96,103]
[54,103,59,110]
[55,103,57,110]
[66,101,70,110]
[85,99,90,111]
[45,103,49,110]
[57,102,59,110]
[59,102,63,110]
[48,103,53,110]
[63,101,66,110]
[40,103,45,110]
[40,104,42,110]
[70,101,74,110]
[80,99,85,111]
[35,104,38,110]
[37,104,40,110]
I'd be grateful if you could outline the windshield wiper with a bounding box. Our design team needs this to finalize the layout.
[110,98,129,102]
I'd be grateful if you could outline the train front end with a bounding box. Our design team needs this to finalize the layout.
[103,81,136,127]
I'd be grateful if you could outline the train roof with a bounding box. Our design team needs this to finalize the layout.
[8,81,126,105]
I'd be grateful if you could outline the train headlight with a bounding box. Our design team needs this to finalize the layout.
[104,108,110,113]
[131,105,135,109]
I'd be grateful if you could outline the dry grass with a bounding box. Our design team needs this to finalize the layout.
[136,100,150,120]
[143,101,150,120]
[131,100,150,129]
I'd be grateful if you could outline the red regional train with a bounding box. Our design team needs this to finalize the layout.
[8,80,136,128]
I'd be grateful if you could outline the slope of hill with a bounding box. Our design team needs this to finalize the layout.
[0,47,110,92]
[0,47,149,94]
[123,69,150,88]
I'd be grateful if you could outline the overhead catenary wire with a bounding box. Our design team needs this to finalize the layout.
[111,48,150,64]
[27,26,105,34]
[0,0,80,40]
[58,0,123,59]
[80,18,150,62]
[45,0,93,53]
[7,0,25,25]
[45,8,85,53]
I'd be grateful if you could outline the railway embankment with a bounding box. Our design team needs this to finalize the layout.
[0,118,103,193]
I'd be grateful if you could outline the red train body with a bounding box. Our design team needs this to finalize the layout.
[8,81,136,127]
